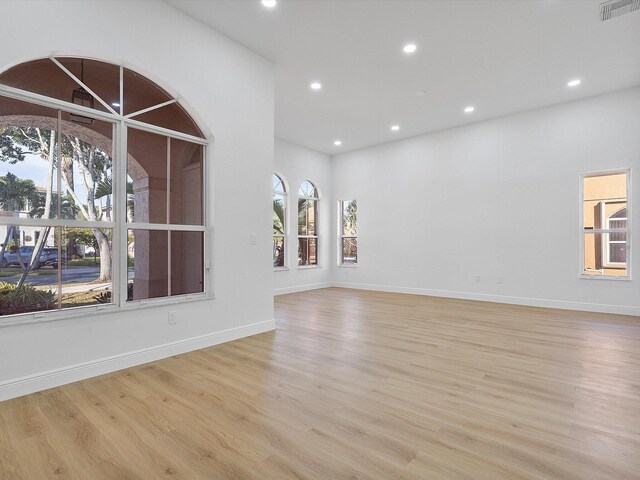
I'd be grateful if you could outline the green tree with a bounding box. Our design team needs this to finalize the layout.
[0,173,39,270]
[96,177,134,222]
[273,198,284,235]
[29,192,74,219]
[61,136,112,282]
[0,172,37,212]
[1,126,57,285]
[1,126,113,282]
[0,131,27,164]
[65,227,99,263]
[343,200,357,236]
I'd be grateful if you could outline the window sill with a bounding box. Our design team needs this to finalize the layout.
[338,264,358,268]
[0,293,215,329]
[298,265,321,270]
[123,292,213,310]
[0,303,120,328]
[273,267,290,272]
[580,274,631,282]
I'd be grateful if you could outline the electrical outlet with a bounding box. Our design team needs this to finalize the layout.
[497,276,504,284]
[474,275,481,283]
[250,233,257,245]
[168,311,177,325]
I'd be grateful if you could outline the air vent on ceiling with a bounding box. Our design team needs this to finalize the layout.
[600,0,640,21]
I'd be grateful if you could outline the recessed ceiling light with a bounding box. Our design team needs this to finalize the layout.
[310,82,322,91]
[111,102,120,107]
[334,140,342,146]
[416,90,426,97]
[403,43,417,54]
[567,79,581,87]
[464,106,475,113]
[390,125,400,131]
[261,0,277,8]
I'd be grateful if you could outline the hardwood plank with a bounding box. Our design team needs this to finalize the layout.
[1,287,639,479]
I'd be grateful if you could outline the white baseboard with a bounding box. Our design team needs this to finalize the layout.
[274,282,333,296]
[332,282,640,317]
[0,319,276,402]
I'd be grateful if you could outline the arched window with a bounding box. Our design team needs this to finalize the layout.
[273,173,287,268]
[0,56,207,320]
[298,180,319,266]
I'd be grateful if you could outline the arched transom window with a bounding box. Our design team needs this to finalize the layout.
[0,56,207,321]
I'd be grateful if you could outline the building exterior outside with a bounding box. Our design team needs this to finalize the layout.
[583,172,628,277]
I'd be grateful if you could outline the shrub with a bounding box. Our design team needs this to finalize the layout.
[94,290,111,304]
[0,282,56,315]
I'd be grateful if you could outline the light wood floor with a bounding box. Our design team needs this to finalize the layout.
[1,288,640,479]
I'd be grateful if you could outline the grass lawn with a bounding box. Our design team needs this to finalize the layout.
[68,257,101,267]
[61,290,111,308]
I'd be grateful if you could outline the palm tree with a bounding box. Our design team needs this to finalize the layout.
[273,197,286,267]
[29,192,74,219]
[95,177,134,222]
[273,197,285,235]
[0,172,37,212]
[0,173,38,272]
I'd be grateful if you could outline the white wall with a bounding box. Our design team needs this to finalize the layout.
[273,138,333,294]
[0,0,275,400]
[332,88,640,316]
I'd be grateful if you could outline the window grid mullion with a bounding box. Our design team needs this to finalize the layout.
[116,120,128,307]
[56,111,62,310]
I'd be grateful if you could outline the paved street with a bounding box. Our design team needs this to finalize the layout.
[0,266,101,286]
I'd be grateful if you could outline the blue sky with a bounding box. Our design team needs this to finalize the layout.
[1,152,93,205]
[0,153,51,189]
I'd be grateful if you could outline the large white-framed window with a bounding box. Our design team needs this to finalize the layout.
[298,180,319,267]
[0,56,208,322]
[580,170,630,279]
[273,172,287,269]
[339,199,357,266]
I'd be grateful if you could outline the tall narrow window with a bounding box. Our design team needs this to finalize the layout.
[339,199,357,265]
[273,173,286,268]
[298,180,318,266]
[582,171,630,278]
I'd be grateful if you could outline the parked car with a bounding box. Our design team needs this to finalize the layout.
[41,248,67,267]
[0,246,66,269]
[1,246,37,268]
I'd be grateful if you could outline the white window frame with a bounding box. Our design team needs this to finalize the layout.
[338,198,357,267]
[0,56,211,326]
[273,172,288,271]
[579,169,631,281]
[604,204,627,266]
[297,180,320,268]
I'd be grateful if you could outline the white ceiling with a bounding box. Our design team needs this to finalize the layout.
[167,0,640,155]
